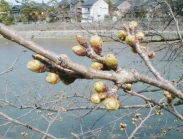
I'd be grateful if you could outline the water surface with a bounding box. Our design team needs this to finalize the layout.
[0,39,182,139]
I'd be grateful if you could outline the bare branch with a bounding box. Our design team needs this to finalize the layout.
[0,112,56,139]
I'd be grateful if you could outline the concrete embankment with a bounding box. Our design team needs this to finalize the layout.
[0,30,182,42]
[0,23,182,41]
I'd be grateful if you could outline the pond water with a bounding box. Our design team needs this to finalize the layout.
[0,39,182,139]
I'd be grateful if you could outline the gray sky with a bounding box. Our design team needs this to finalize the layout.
[6,0,57,5]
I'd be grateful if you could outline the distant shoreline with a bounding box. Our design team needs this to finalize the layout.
[0,30,182,42]
[0,22,182,41]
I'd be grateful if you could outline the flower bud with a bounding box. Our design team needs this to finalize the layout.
[46,72,60,84]
[124,83,132,91]
[148,51,156,59]
[76,34,86,46]
[91,93,101,104]
[104,54,118,69]
[120,123,127,131]
[125,35,136,46]
[72,45,86,56]
[135,113,142,118]
[118,30,128,41]
[104,97,120,110]
[94,81,106,93]
[91,62,104,70]
[90,35,103,51]
[27,59,45,73]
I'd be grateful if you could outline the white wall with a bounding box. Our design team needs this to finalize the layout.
[90,0,109,22]
[82,0,109,22]
[82,8,91,21]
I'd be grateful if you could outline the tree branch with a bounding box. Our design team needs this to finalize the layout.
[0,112,56,139]
[0,23,182,99]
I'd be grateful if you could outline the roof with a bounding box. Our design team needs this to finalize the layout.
[12,5,22,10]
[12,5,22,13]
[113,0,125,8]
[58,0,81,6]
[82,0,98,8]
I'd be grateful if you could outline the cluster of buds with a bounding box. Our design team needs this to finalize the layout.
[132,118,138,125]
[91,54,118,71]
[74,34,103,56]
[91,81,120,110]
[75,34,119,71]
[117,21,156,58]
[91,53,119,71]
[155,109,163,115]
[120,123,127,131]
[91,81,108,104]
[135,113,142,118]
[26,54,74,85]
[20,131,28,138]
[131,113,142,125]
[161,128,167,136]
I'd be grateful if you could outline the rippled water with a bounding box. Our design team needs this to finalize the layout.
[0,39,182,139]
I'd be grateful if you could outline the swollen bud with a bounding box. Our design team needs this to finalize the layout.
[148,51,156,59]
[91,62,104,70]
[72,45,86,56]
[104,97,120,110]
[76,34,86,46]
[90,35,103,53]
[104,54,118,69]
[125,35,136,46]
[120,123,127,131]
[124,83,132,91]
[90,35,103,48]
[27,59,45,73]
[94,81,106,93]
[46,72,60,84]
[118,30,128,41]
[135,31,145,42]
[129,21,138,30]
[91,93,101,104]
